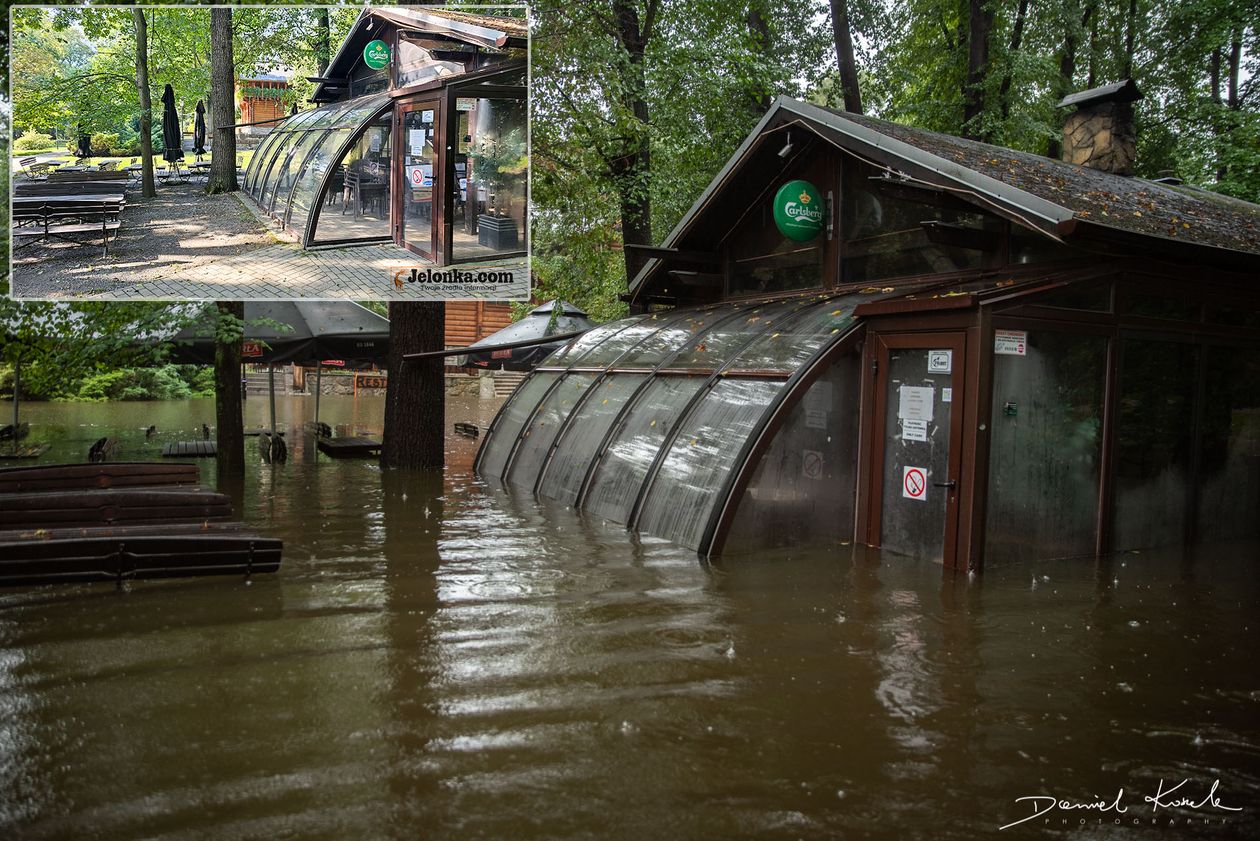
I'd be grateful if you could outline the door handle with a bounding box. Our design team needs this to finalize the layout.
[933,480,957,489]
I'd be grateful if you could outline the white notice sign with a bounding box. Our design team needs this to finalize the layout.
[408,129,426,155]
[942,388,952,403]
[902,418,928,442]
[995,329,1027,356]
[803,381,833,430]
[928,349,952,373]
[898,385,935,422]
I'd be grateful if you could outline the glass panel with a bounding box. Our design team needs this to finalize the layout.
[722,357,862,553]
[537,373,648,507]
[668,299,803,370]
[250,130,294,199]
[254,131,302,205]
[842,161,1001,283]
[582,377,708,524]
[312,120,394,244]
[402,106,437,253]
[454,97,527,260]
[288,129,351,236]
[638,379,784,550]
[268,128,328,214]
[1122,292,1200,322]
[1030,282,1111,312]
[331,95,390,128]
[985,332,1107,563]
[1112,340,1198,550]
[614,306,744,368]
[1197,348,1260,542]
[729,293,866,372]
[398,36,468,86]
[245,131,282,194]
[477,373,558,480]
[505,373,597,490]
[569,313,688,367]
[540,317,649,367]
[879,348,956,562]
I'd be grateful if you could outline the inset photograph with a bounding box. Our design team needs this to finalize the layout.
[9,4,530,300]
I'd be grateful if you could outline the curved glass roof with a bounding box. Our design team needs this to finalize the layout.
[476,289,893,554]
[242,93,392,246]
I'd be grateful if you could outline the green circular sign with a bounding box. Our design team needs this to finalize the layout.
[363,39,391,70]
[772,179,824,241]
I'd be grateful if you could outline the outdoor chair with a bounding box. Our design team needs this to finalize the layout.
[17,157,52,181]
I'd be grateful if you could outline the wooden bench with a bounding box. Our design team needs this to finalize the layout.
[12,196,125,256]
[48,169,130,182]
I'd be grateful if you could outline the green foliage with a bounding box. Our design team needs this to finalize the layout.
[71,365,213,402]
[13,130,59,153]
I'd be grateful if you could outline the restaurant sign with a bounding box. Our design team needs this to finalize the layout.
[363,39,391,70]
[772,180,824,241]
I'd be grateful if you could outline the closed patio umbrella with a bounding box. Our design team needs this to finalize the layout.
[161,84,184,164]
[75,130,91,159]
[193,100,207,156]
[290,102,298,116]
[457,300,596,371]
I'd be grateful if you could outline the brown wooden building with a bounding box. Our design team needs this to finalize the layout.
[475,86,1260,569]
[236,72,291,138]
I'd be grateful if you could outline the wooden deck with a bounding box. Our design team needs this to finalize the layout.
[316,436,383,457]
[162,440,217,457]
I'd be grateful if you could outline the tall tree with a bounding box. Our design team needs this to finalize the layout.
[828,0,863,113]
[315,8,331,76]
[381,303,445,470]
[207,7,238,193]
[962,0,995,139]
[213,302,245,478]
[132,9,157,198]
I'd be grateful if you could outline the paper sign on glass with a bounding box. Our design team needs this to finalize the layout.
[898,385,935,422]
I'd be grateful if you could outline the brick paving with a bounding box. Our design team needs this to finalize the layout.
[11,181,529,301]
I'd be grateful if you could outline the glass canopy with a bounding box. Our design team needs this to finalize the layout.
[242,93,393,246]
[476,289,895,555]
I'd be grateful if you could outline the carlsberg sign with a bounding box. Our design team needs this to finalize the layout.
[772,180,824,241]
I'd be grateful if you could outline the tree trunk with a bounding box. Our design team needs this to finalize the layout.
[611,0,654,283]
[208,7,238,193]
[746,3,773,113]
[132,9,156,198]
[1047,1,1095,158]
[1122,0,1138,79]
[381,302,445,470]
[998,0,1029,122]
[214,301,245,479]
[316,8,331,76]
[1226,26,1241,110]
[962,0,993,140]
[828,0,863,113]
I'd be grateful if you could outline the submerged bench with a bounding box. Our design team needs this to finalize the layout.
[0,462,199,494]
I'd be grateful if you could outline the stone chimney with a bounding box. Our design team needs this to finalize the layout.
[1056,79,1143,176]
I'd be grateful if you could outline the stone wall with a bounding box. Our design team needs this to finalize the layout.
[293,369,493,398]
[1062,101,1136,176]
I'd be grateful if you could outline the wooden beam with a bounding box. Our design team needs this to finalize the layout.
[623,244,720,264]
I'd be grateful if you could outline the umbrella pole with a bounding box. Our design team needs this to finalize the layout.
[314,362,322,431]
[268,364,277,440]
[11,358,19,454]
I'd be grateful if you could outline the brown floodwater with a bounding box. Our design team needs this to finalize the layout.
[1,394,1258,839]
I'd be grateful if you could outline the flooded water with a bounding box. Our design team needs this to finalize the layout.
[2,395,1258,839]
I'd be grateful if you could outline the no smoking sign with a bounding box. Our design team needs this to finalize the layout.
[902,466,927,501]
